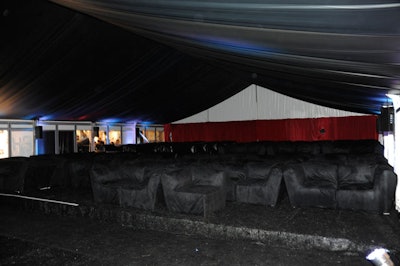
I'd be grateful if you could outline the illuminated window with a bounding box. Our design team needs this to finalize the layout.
[122,126,135,144]
[156,127,165,142]
[11,130,33,157]
[145,127,156,143]
[138,125,164,143]
[0,130,9,158]
[109,127,121,145]
[98,127,107,144]
[76,129,91,152]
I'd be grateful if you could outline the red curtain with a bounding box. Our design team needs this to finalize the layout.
[164,115,378,142]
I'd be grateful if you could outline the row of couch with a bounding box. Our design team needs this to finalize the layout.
[122,139,384,157]
[89,156,283,217]
[0,140,397,216]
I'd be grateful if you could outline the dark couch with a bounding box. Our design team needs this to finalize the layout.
[90,158,162,210]
[235,160,283,207]
[161,164,227,217]
[283,159,397,213]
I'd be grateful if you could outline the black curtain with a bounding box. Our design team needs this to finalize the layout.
[59,131,74,154]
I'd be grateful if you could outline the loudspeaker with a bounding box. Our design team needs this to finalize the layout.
[378,106,394,132]
[93,127,99,137]
[35,126,43,139]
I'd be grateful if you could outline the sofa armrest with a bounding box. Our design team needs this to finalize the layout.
[373,166,397,212]
[283,163,337,209]
[267,167,282,180]
[373,165,397,190]
[90,162,116,184]
[264,167,283,189]
[208,171,227,188]
[190,165,227,188]
[283,164,306,188]
[146,168,163,190]
[336,165,397,213]
[161,168,192,192]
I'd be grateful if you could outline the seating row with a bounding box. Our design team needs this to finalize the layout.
[0,140,396,215]
[89,157,283,217]
[121,139,384,157]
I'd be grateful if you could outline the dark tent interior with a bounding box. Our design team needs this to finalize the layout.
[1,0,399,123]
[1,1,400,265]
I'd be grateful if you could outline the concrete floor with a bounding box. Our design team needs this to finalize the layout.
[1,189,399,265]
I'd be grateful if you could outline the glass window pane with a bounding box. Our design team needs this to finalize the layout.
[136,127,146,144]
[98,127,107,144]
[144,127,155,143]
[76,129,92,152]
[156,128,165,142]
[122,127,135,144]
[109,129,121,145]
[0,130,9,158]
[11,130,33,157]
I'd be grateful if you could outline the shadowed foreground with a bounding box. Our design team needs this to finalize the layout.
[0,190,399,265]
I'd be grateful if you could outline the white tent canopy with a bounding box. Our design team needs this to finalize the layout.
[174,84,367,124]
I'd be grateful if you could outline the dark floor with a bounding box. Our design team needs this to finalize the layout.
[1,189,399,265]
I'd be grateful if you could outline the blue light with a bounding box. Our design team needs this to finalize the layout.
[125,120,139,125]
[39,115,54,121]
[23,114,55,121]
[190,35,280,57]
[140,121,153,126]
[36,138,45,155]
[372,96,393,104]
[99,118,121,123]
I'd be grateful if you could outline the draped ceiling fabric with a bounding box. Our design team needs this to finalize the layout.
[1,0,400,123]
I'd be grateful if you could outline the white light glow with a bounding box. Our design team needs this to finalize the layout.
[366,248,394,266]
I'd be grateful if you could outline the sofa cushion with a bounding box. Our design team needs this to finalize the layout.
[191,167,225,187]
[237,178,267,186]
[338,164,375,190]
[176,184,219,194]
[246,161,276,180]
[102,179,147,190]
[302,162,338,189]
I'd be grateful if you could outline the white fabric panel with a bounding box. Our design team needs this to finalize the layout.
[173,84,367,124]
[174,109,209,124]
[256,86,365,119]
[209,84,258,122]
